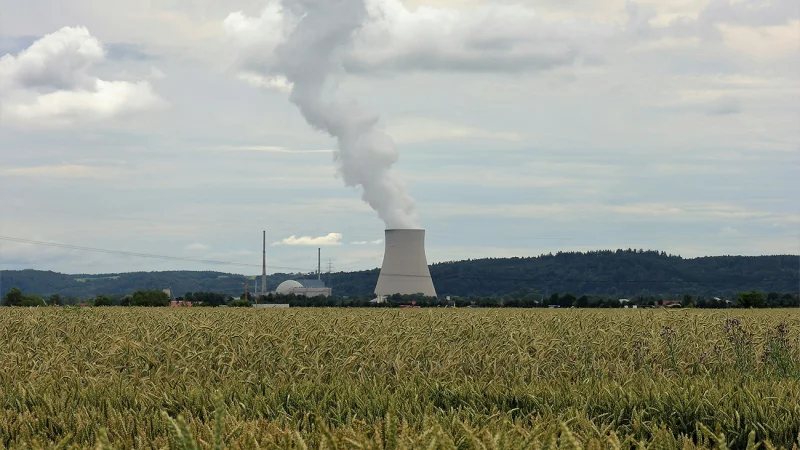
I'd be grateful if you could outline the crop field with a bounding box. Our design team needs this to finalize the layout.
[0,308,798,449]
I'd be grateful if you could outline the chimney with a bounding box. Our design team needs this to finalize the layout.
[262,230,267,295]
[374,229,437,297]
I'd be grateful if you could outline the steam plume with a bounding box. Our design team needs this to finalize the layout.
[272,0,419,229]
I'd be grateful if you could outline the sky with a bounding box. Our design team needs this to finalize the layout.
[0,0,798,276]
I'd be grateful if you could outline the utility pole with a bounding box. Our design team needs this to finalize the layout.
[327,259,333,288]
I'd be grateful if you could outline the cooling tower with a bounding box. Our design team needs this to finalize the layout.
[375,229,437,297]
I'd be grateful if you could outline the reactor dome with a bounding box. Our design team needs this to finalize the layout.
[276,280,304,294]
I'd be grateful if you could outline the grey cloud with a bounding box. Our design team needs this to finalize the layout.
[106,43,156,61]
[343,47,582,73]
[2,0,798,274]
[0,26,166,126]
[224,0,613,77]
[706,97,742,116]
[654,95,743,117]
[631,0,800,41]
[0,27,104,91]
[698,0,799,27]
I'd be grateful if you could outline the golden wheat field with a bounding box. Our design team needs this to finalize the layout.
[0,308,798,449]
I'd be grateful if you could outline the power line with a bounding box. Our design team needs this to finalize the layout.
[0,235,311,272]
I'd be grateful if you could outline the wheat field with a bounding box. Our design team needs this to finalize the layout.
[0,308,798,449]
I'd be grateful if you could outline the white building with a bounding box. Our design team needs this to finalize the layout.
[275,279,332,297]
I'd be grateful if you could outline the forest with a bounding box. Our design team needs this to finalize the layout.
[1,249,797,300]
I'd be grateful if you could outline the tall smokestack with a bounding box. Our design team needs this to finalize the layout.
[262,230,267,295]
[375,229,436,297]
[318,248,321,281]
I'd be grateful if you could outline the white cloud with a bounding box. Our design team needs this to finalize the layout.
[185,243,210,251]
[386,118,523,144]
[351,239,383,245]
[222,0,613,81]
[0,26,165,126]
[3,79,164,125]
[272,232,343,246]
[221,0,795,81]
[236,72,293,93]
[0,26,104,91]
[634,0,799,50]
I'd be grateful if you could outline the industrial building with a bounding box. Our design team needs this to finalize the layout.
[374,229,437,297]
[251,232,333,298]
[275,279,332,297]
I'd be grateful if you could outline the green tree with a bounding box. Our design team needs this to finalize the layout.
[228,299,252,307]
[682,294,695,308]
[19,294,46,307]
[3,287,23,306]
[559,293,577,308]
[737,291,766,308]
[93,295,114,307]
[48,294,62,306]
[131,290,170,307]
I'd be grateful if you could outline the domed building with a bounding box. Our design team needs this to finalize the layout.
[273,279,332,297]
[276,280,304,295]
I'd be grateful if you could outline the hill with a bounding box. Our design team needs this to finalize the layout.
[1,250,798,299]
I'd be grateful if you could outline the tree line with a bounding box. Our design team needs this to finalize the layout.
[2,251,797,299]
[3,286,798,309]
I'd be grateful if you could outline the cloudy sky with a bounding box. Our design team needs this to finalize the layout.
[0,0,798,276]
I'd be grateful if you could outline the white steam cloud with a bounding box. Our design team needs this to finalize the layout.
[272,233,343,246]
[225,0,419,229]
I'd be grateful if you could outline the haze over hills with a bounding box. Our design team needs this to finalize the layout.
[2,250,798,299]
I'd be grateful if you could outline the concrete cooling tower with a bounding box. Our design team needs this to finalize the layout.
[374,229,437,297]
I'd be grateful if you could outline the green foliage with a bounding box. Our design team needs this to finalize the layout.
[227,299,252,307]
[0,309,798,448]
[3,287,46,307]
[560,292,577,307]
[18,294,46,307]
[130,289,170,307]
[48,293,62,306]
[738,291,766,308]
[92,295,114,307]
[762,323,797,378]
[184,291,229,307]
[2,286,23,306]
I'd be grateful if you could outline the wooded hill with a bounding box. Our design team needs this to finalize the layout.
[2,250,798,299]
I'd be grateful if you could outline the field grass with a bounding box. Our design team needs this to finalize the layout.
[0,308,798,449]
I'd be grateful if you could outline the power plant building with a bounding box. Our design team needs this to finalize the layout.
[375,229,437,297]
[275,279,332,297]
